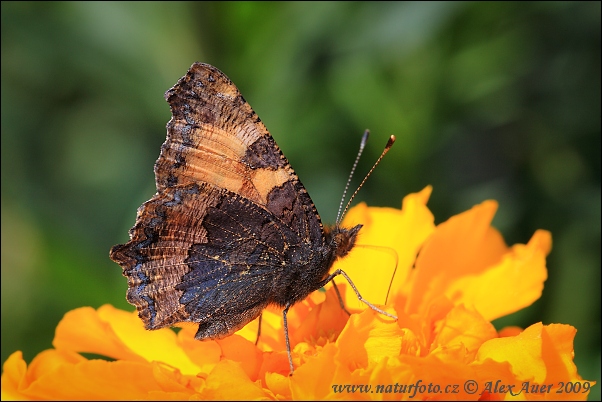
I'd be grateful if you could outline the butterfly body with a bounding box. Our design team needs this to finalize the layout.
[110,63,362,342]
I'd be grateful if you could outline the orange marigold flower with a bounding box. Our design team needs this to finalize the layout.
[1,187,594,400]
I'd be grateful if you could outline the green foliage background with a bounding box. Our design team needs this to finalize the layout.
[2,2,600,396]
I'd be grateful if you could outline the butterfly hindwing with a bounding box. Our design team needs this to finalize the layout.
[177,188,302,338]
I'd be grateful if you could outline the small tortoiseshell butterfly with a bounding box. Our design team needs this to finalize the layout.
[110,63,396,374]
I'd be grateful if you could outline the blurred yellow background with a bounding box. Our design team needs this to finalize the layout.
[1,2,599,397]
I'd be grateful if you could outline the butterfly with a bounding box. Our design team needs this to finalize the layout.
[109,62,396,374]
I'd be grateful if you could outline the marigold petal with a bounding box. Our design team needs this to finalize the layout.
[391,295,454,355]
[364,353,517,400]
[201,360,270,400]
[264,371,291,400]
[238,290,334,356]
[291,286,349,348]
[258,349,291,383]
[175,325,221,375]
[445,230,550,321]
[404,200,509,315]
[54,305,202,375]
[53,306,145,362]
[290,343,338,400]
[217,335,263,381]
[94,304,201,375]
[4,348,200,400]
[390,355,518,400]
[431,304,498,360]
[540,324,579,384]
[336,309,401,371]
[337,186,435,311]
[256,306,287,352]
[477,323,547,383]
[27,349,85,385]
[475,321,593,400]
[1,351,28,401]
[478,323,594,400]
[389,185,436,295]
[366,356,401,398]
[235,315,263,344]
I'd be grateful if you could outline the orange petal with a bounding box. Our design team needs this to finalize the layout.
[475,322,593,400]
[540,324,579,384]
[26,349,85,386]
[348,352,518,401]
[217,335,263,381]
[1,351,28,401]
[54,305,204,376]
[255,306,287,352]
[176,325,221,375]
[257,349,292,382]
[264,371,291,399]
[201,360,270,400]
[95,305,202,375]
[337,186,435,311]
[477,323,548,383]
[290,343,338,400]
[431,304,498,361]
[149,362,205,399]
[243,290,332,355]
[291,285,349,347]
[404,200,509,315]
[4,349,200,400]
[335,309,401,371]
[443,229,551,321]
[53,306,146,362]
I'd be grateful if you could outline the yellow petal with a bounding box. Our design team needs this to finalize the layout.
[337,186,435,311]
[53,306,145,362]
[96,304,202,375]
[478,323,547,383]
[475,321,591,399]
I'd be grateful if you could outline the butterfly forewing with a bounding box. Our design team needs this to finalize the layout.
[157,63,296,208]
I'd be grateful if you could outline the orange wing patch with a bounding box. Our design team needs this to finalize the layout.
[156,63,295,207]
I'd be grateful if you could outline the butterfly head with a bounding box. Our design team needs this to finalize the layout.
[326,224,363,259]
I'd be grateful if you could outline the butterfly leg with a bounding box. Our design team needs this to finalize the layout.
[320,269,398,320]
[330,279,352,316]
[282,303,294,375]
[255,313,263,346]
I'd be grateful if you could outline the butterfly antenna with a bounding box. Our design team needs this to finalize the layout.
[337,135,396,224]
[336,130,370,225]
